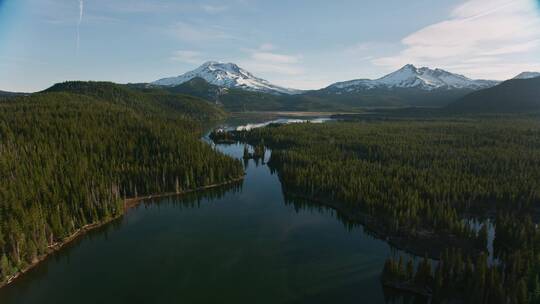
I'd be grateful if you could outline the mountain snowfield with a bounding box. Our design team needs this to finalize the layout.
[513,72,540,80]
[327,64,499,92]
[152,61,301,95]
[152,61,538,97]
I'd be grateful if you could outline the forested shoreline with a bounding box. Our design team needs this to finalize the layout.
[3,78,540,303]
[219,117,540,303]
[0,82,244,286]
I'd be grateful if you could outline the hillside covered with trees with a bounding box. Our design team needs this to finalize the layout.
[230,117,540,303]
[0,82,244,285]
[447,77,540,113]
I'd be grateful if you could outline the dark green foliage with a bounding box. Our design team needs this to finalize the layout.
[164,78,477,112]
[477,223,489,248]
[165,79,299,112]
[0,83,243,283]
[46,81,227,121]
[165,77,224,104]
[307,86,475,108]
[413,257,432,287]
[209,129,236,144]
[0,91,26,101]
[252,143,266,160]
[447,77,540,113]
[386,246,538,303]
[237,117,540,302]
[243,145,250,159]
[239,119,540,239]
[406,259,414,280]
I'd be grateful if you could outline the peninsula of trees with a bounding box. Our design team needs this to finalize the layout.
[224,116,540,303]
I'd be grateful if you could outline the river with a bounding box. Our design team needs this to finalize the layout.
[0,117,423,304]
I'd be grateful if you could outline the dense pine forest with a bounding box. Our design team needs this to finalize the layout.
[227,117,540,303]
[0,82,244,285]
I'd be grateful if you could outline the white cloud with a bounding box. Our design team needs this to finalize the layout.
[201,4,228,13]
[239,45,304,76]
[278,77,334,91]
[170,21,234,42]
[343,42,390,55]
[102,1,191,13]
[170,50,202,64]
[242,61,304,76]
[372,0,540,79]
[251,52,300,64]
[259,43,276,51]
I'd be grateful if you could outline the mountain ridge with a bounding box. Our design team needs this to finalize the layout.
[446,77,540,113]
[45,81,227,121]
[152,61,301,95]
[326,64,498,92]
[513,72,540,80]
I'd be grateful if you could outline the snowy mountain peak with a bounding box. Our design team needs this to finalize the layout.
[513,72,540,80]
[402,64,418,71]
[152,61,301,95]
[328,65,498,92]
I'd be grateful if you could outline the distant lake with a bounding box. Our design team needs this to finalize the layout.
[234,117,333,131]
[0,118,422,304]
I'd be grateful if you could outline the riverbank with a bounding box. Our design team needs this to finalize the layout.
[231,111,357,118]
[284,190,482,260]
[0,176,245,290]
[381,280,432,299]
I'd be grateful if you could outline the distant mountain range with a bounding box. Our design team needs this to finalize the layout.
[0,90,11,95]
[325,64,498,92]
[153,62,499,95]
[306,64,502,108]
[0,90,26,99]
[5,62,538,113]
[513,72,540,80]
[151,62,518,110]
[447,76,540,113]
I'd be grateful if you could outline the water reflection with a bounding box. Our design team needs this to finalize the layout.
[140,180,244,209]
[383,287,429,304]
[1,117,429,304]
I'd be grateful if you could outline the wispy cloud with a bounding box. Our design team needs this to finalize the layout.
[258,43,276,51]
[251,52,299,65]
[76,0,84,52]
[372,0,540,79]
[344,42,383,55]
[201,4,228,14]
[240,44,304,76]
[170,50,203,64]
[169,21,236,42]
[103,1,190,14]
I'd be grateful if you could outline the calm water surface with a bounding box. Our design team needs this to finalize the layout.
[0,119,418,304]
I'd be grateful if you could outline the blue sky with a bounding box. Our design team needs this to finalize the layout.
[1,0,540,92]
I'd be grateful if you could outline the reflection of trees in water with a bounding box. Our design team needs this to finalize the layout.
[282,193,430,304]
[141,180,244,209]
[283,194,359,231]
[1,181,244,293]
[383,287,428,304]
[0,216,126,294]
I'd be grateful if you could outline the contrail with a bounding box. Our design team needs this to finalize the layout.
[77,0,84,52]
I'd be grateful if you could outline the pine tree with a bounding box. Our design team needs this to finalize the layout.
[406,258,414,281]
[516,279,529,304]
[243,145,250,159]
[0,254,12,280]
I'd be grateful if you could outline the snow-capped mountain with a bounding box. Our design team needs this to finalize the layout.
[327,64,498,92]
[513,72,540,80]
[153,61,301,95]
